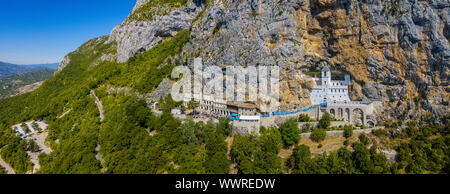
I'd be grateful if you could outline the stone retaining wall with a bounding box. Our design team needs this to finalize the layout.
[298,121,349,129]
[300,127,381,138]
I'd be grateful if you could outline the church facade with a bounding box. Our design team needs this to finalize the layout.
[310,66,352,105]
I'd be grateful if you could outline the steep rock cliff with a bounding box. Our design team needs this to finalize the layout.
[57,0,449,122]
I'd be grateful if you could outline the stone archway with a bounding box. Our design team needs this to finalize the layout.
[352,108,364,125]
[345,108,350,122]
[329,109,336,118]
[338,108,343,120]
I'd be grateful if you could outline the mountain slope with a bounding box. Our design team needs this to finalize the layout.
[0,0,447,174]
[105,0,449,121]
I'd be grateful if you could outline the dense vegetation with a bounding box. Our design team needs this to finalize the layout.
[280,119,300,147]
[0,28,192,173]
[0,139,33,174]
[392,123,449,173]
[287,142,389,174]
[310,128,326,142]
[0,0,447,174]
[231,128,282,174]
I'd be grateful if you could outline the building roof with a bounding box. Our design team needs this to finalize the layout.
[227,102,257,109]
[322,65,330,71]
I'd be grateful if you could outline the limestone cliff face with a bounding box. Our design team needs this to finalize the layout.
[108,0,204,62]
[58,0,449,122]
[182,0,448,121]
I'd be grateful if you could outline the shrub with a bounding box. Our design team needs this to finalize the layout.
[298,114,310,122]
[373,129,388,137]
[281,119,300,146]
[311,129,326,143]
[359,134,369,145]
[217,117,232,137]
[343,125,354,139]
[344,140,350,146]
[319,112,332,129]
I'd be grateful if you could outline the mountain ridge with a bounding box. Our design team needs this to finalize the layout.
[55,0,448,121]
[0,0,447,174]
[0,61,58,78]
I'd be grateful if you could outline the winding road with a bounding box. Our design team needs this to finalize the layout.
[91,90,104,122]
[0,148,15,174]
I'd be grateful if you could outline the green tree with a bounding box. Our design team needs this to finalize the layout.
[281,119,300,147]
[343,125,353,139]
[351,142,373,173]
[187,98,199,115]
[217,117,231,136]
[230,134,256,174]
[337,147,355,173]
[204,131,230,174]
[287,145,312,174]
[181,117,198,144]
[174,144,205,174]
[359,134,369,145]
[253,129,282,174]
[326,152,346,174]
[27,140,39,152]
[311,128,326,142]
[319,112,332,129]
[298,114,310,122]
[369,145,389,174]
[158,94,181,113]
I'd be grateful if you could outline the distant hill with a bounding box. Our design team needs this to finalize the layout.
[23,63,59,70]
[0,61,58,78]
[0,69,55,100]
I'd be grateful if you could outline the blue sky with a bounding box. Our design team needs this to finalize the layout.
[0,0,136,64]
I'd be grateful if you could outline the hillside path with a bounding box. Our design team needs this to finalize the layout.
[91,90,104,122]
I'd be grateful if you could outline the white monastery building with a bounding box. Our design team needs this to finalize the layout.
[310,66,352,105]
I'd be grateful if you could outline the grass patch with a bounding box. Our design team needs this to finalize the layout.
[127,0,188,22]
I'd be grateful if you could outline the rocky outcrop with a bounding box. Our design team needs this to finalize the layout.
[56,55,70,73]
[68,0,448,122]
[107,0,204,62]
[56,36,111,73]
[173,0,448,122]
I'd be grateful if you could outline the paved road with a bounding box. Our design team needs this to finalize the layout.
[0,148,15,174]
[24,131,52,173]
[312,142,344,156]
[95,144,107,173]
[91,90,104,122]
[58,108,72,119]
[311,138,358,156]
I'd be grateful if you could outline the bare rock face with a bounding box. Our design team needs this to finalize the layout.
[67,0,448,121]
[108,0,204,63]
[174,0,448,120]
[56,55,70,74]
